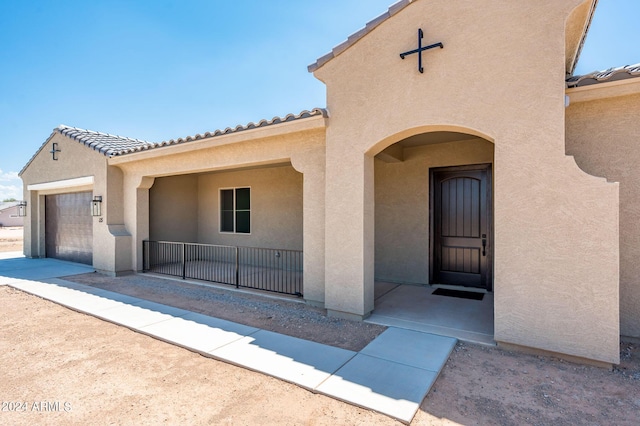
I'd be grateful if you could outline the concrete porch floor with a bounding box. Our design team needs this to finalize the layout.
[367,282,495,346]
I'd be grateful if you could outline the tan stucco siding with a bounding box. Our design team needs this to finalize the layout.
[197,166,303,250]
[566,92,640,339]
[149,165,304,255]
[20,133,105,186]
[20,134,106,261]
[149,174,199,243]
[315,0,619,362]
[20,134,133,274]
[114,127,324,301]
[375,139,494,284]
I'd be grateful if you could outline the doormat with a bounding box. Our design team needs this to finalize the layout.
[432,288,484,301]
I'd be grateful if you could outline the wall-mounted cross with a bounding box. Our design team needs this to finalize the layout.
[50,142,61,160]
[399,28,443,73]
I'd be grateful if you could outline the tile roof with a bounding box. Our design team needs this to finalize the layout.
[566,64,640,88]
[57,126,153,157]
[135,108,328,157]
[20,108,327,175]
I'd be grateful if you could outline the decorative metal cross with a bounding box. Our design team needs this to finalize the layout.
[50,142,61,160]
[399,28,444,73]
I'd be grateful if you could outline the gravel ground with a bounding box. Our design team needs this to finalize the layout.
[62,272,386,352]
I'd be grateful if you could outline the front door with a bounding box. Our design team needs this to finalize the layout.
[431,164,491,290]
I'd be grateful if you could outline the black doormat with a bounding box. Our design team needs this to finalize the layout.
[432,288,484,301]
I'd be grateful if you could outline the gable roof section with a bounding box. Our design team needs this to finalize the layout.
[308,0,413,73]
[0,202,20,212]
[20,108,327,175]
[566,64,640,88]
[308,0,597,75]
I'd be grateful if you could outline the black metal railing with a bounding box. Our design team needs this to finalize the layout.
[142,240,303,297]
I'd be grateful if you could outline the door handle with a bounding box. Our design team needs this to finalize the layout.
[482,234,487,257]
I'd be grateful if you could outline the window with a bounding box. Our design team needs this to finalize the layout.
[220,187,250,233]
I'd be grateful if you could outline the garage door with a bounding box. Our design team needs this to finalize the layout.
[45,192,93,265]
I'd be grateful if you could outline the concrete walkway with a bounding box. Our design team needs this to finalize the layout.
[0,254,456,424]
[369,282,495,346]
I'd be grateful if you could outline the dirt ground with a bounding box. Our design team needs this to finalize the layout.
[0,286,399,426]
[1,230,639,425]
[1,287,638,425]
[0,226,23,252]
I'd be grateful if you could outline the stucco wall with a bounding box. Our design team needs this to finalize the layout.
[375,139,494,284]
[566,92,640,339]
[149,167,303,249]
[20,133,133,275]
[314,0,619,363]
[20,134,105,262]
[198,166,303,251]
[149,174,199,242]
[112,122,325,304]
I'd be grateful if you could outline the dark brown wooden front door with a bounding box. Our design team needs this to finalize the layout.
[431,164,492,290]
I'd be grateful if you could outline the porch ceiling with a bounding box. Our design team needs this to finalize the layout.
[398,131,484,148]
[375,131,488,164]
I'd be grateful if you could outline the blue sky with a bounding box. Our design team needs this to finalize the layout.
[0,0,637,201]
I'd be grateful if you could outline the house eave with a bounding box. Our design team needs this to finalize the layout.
[108,113,327,166]
[566,77,640,103]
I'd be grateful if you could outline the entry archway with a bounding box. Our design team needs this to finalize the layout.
[369,129,495,344]
[373,130,494,287]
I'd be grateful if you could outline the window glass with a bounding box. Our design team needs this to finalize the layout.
[220,187,250,233]
[220,189,234,232]
[220,189,234,210]
[221,211,234,232]
[236,188,250,210]
[236,211,250,234]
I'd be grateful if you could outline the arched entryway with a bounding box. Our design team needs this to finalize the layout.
[368,130,495,344]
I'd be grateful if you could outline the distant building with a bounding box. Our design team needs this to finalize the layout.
[0,202,23,227]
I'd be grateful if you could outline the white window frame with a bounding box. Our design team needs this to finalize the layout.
[219,187,251,234]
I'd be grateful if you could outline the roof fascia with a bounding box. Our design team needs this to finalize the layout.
[566,77,640,103]
[567,0,598,75]
[109,113,327,166]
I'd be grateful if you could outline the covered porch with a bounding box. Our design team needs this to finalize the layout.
[109,109,327,305]
[144,163,304,297]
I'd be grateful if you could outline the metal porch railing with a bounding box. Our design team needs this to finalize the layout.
[142,240,303,297]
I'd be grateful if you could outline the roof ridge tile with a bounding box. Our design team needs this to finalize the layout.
[20,108,327,175]
[566,63,640,88]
